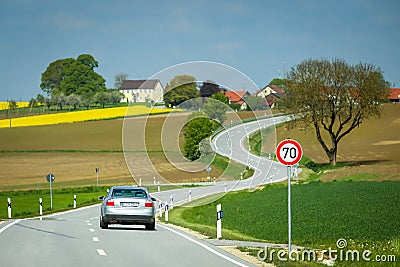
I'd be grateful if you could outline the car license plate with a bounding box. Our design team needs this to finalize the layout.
[121,202,139,207]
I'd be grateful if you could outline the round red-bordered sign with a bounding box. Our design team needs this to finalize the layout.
[276,139,303,166]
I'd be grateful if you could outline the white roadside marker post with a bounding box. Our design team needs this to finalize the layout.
[170,195,174,210]
[224,183,227,192]
[157,181,160,192]
[189,189,192,202]
[73,194,77,209]
[139,178,142,187]
[159,202,163,218]
[39,198,43,216]
[216,204,223,239]
[7,198,11,219]
[165,201,169,222]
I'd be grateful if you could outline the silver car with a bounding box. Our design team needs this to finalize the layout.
[99,186,157,230]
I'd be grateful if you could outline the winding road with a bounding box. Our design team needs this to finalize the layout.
[0,115,293,267]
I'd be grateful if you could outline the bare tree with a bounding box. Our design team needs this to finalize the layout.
[114,73,128,89]
[283,58,389,165]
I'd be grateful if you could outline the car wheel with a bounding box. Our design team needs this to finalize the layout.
[145,220,155,230]
[100,216,108,229]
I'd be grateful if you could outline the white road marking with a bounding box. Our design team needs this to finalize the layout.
[87,223,92,226]
[89,228,95,232]
[158,224,248,267]
[93,237,99,242]
[97,249,107,256]
[0,220,21,235]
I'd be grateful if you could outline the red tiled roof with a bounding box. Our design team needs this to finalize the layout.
[389,88,400,99]
[224,91,243,104]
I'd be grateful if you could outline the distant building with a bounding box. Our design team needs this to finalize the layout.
[223,90,250,110]
[119,79,164,103]
[389,88,400,102]
[256,84,286,108]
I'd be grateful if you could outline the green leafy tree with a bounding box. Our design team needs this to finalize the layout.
[40,58,74,96]
[283,58,389,165]
[269,78,287,89]
[51,93,67,110]
[66,94,81,110]
[164,75,199,107]
[94,91,110,108]
[109,90,124,105]
[203,97,229,123]
[81,93,93,110]
[184,115,219,160]
[40,54,106,97]
[210,92,229,104]
[246,95,267,111]
[36,94,45,106]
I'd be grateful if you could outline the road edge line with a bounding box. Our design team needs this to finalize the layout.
[157,223,250,267]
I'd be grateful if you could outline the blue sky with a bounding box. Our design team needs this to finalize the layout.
[0,0,399,100]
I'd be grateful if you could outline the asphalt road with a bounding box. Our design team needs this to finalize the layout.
[0,204,253,267]
[0,115,292,267]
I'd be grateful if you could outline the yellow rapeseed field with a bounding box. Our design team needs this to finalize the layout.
[0,101,30,110]
[0,106,175,128]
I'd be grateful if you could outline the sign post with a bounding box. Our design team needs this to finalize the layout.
[276,139,303,258]
[216,204,224,239]
[95,167,100,187]
[205,166,211,182]
[46,173,55,210]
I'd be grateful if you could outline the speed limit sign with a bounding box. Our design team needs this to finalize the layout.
[276,139,303,166]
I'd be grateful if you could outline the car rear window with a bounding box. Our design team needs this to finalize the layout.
[112,189,147,198]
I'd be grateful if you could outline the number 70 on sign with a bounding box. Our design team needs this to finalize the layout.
[276,139,303,166]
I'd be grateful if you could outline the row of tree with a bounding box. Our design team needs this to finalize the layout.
[30,90,123,111]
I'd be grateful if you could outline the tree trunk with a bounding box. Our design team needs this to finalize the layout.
[328,150,337,165]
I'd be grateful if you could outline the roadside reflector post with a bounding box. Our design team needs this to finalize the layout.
[39,198,43,216]
[224,183,227,192]
[170,195,174,210]
[216,204,223,239]
[189,189,192,202]
[7,198,11,219]
[159,202,163,217]
[73,194,77,209]
[165,201,169,222]
[139,178,142,187]
[157,181,160,192]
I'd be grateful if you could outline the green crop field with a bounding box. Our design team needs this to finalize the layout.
[166,181,400,266]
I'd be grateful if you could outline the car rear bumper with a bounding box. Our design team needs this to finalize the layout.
[103,214,155,225]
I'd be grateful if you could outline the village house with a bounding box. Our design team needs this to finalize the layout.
[256,84,286,108]
[119,79,164,103]
[223,90,250,110]
[389,88,400,102]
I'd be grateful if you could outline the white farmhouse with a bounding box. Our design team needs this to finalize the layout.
[119,79,164,103]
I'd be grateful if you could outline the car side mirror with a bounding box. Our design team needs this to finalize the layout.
[98,196,105,201]
[151,197,157,202]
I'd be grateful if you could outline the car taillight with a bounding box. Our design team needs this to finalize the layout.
[106,199,114,206]
[145,200,153,208]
